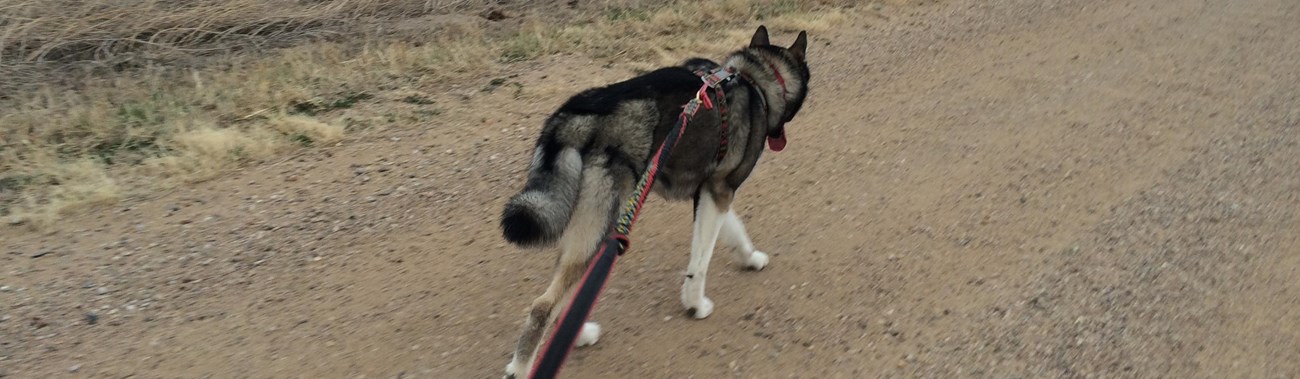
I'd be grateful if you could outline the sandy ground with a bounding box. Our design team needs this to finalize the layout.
[3,0,1299,377]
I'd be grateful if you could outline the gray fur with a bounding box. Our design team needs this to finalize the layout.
[501,147,581,247]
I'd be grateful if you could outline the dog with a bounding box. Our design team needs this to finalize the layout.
[499,26,810,377]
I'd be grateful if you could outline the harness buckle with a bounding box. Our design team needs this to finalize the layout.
[683,99,702,116]
[700,67,733,88]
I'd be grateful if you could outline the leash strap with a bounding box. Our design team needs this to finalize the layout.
[528,68,734,379]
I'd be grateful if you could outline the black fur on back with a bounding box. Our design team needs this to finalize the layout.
[556,66,707,116]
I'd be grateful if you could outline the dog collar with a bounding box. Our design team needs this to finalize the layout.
[735,71,788,153]
[768,62,788,100]
[732,62,790,153]
[764,63,789,152]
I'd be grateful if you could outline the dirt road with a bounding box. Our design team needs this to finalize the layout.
[3,0,1298,377]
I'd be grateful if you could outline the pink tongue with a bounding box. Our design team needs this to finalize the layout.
[767,132,787,152]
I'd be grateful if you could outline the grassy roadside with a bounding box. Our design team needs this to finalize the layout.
[0,0,853,227]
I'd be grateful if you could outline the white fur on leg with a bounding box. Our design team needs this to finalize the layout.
[505,323,599,378]
[747,251,770,270]
[682,191,724,319]
[688,297,714,319]
[576,322,601,347]
[721,210,769,270]
[504,358,521,379]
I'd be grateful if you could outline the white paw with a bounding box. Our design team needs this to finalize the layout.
[576,322,601,347]
[504,360,519,379]
[746,251,770,270]
[684,296,714,319]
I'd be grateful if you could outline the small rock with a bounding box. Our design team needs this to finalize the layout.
[68,364,81,373]
[85,313,99,325]
[95,287,109,295]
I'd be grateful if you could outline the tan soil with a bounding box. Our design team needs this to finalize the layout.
[3,0,1299,378]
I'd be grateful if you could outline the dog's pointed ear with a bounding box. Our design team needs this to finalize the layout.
[750,25,770,47]
[789,30,808,59]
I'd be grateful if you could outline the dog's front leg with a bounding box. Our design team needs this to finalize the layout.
[682,190,728,319]
[720,210,770,270]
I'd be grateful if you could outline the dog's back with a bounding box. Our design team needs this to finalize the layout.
[499,65,714,246]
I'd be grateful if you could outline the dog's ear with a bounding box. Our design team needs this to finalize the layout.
[789,30,808,59]
[750,25,770,47]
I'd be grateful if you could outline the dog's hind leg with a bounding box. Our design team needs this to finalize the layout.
[505,159,620,379]
[681,189,733,319]
[720,209,770,270]
[505,257,585,378]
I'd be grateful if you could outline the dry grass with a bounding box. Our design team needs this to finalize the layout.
[0,0,469,63]
[0,0,854,226]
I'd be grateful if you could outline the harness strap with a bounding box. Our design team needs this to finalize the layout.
[713,86,730,162]
[695,68,734,163]
[738,73,770,116]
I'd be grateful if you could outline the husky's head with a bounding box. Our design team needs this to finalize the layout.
[748,25,809,122]
[730,25,811,152]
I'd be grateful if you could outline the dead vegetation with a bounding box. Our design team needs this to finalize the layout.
[0,0,852,226]
[0,0,473,63]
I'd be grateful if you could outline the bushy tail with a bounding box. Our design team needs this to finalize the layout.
[501,145,582,247]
